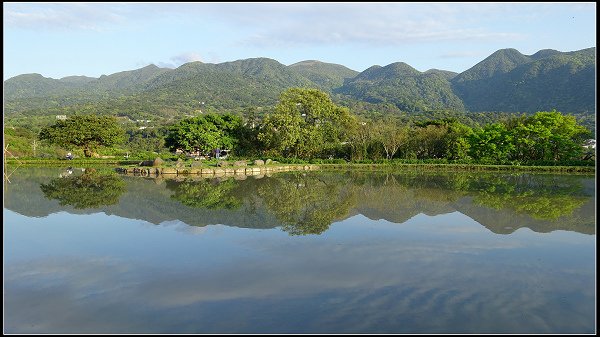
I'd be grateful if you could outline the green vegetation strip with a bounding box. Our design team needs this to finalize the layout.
[6,159,594,173]
[5,159,141,166]
[319,163,595,173]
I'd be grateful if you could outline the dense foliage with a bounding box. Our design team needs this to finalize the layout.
[38,114,126,157]
[5,79,594,166]
[164,113,243,154]
[159,88,592,166]
[258,88,355,158]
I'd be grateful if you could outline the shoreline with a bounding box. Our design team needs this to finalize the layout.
[4,159,595,174]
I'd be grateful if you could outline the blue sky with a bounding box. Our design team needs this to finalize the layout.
[3,2,596,80]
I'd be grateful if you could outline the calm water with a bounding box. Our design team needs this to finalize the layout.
[3,167,596,333]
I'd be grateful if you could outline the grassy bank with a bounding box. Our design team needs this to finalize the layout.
[4,158,141,166]
[319,163,596,173]
[5,158,595,173]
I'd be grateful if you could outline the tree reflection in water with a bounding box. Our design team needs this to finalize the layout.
[40,169,126,209]
[256,173,356,235]
[162,171,592,235]
[166,178,243,210]
[56,170,588,236]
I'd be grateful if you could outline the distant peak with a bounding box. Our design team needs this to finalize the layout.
[176,61,204,69]
[290,60,322,66]
[530,49,561,60]
[424,69,458,80]
[425,68,452,73]
[386,62,418,70]
[364,65,382,71]
[495,48,522,54]
[382,62,421,76]
[10,73,45,79]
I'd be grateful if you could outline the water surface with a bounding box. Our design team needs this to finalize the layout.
[3,167,596,333]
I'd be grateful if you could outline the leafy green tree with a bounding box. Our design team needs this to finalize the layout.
[371,117,410,159]
[410,124,449,159]
[510,110,590,162]
[469,123,515,163]
[259,88,355,158]
[412,118,472,160]
[126,127,168,153]
[443,120,473,160]
[165,113,243,154]
[348,119,375,161]
[38,115,125,157]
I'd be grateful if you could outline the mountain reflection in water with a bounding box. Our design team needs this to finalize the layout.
[3,167,595,334]
[5,167,595,235]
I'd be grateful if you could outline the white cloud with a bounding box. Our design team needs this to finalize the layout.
[4,3,528,44]
[171,52,203,65]
[4,3,127,31]
[155,52,203,68]
[195,3,527,47]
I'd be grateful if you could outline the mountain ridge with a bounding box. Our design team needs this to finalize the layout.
[4,47,595,117]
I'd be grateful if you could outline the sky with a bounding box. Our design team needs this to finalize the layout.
[3,2,596,80]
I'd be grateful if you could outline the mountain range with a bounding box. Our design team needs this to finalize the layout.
[4,47,595,120]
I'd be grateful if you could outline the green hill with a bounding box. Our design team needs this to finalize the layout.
[423,69,458,81]
[92,64,171,93]
[4,58,318,117]
[335,62,465,113]
[3,47,596,120]
[4,73,86,99]
[452,47,595,113]
[453,48,532,83]
[288,60,358,91]
[139,58,317,112]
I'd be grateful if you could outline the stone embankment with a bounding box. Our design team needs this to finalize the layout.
[115,164,320,177]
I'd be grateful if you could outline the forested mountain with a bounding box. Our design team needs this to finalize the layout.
[93,64,171,93]
[288,60,358,91]
[131,58,319,113]
[423,69,458,80]
[4,73,87,99]
[453,48,532,83]
[451,47,595,113]
[4,64,170,100]
[4,47,595,119]
[334,62,466,112]
[4,58,320,117]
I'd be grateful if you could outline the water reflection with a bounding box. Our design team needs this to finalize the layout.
[3,167,596,333]
[3,167,596,235]
[256,173,356,235]
[39,169,126,209]
[4,210,595,334]
[166,178,243,210]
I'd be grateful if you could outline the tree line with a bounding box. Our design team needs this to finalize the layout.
[36,87,593,165]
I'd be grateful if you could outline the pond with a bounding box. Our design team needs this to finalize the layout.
[3,167,596,333]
